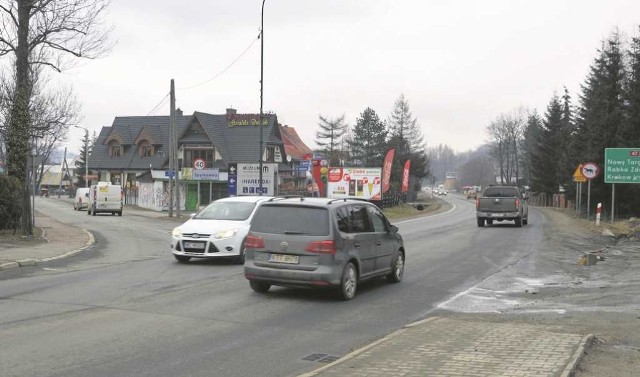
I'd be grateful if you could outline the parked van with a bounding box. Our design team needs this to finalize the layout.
[73,187,91,211]
[88,182,123,216]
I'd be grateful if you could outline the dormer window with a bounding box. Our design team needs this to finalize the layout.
[139,140,153,158]
[109,140,123,157]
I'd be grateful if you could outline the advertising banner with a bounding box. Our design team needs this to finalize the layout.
[401,160,411,192]
[382,149,395,193]
[326,167,382,200]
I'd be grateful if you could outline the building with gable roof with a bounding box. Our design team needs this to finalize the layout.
[88,108,291,211]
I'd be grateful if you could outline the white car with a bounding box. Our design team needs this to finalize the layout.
[171,196,273,264]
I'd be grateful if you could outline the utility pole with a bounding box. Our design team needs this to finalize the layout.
[168,80,175,217]
[258,0,265,195]
[172,80,180,217]
[84,130,89,187]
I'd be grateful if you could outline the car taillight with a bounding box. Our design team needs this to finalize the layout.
[245,235,265,249]
[305,240,336,254]
[515,198,520,208]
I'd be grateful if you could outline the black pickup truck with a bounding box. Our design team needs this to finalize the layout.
[475,186,529,227]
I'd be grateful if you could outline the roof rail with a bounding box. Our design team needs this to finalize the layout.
[326,197,370,205]
[267,195,305,202]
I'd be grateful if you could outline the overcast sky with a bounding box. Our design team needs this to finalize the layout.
[61,0,640,155]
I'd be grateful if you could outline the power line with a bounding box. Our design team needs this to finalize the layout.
[146,93,170,116]
[178,33,260,91]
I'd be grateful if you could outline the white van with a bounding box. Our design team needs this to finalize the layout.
[88,182,123,216]
[73,187,90,211]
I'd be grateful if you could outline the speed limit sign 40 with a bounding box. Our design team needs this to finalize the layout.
[581,162,599,180]
[193,157,206,170]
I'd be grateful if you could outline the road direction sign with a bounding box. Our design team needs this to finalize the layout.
[604,148,640,183]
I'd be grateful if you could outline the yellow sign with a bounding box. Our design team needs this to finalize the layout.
[573,164,587,182]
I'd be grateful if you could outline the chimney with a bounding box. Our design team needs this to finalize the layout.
[176,108,183,116]
[226,108,237,118]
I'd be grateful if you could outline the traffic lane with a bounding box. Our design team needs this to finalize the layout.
[0,200,549,377]
[394,201,546,316]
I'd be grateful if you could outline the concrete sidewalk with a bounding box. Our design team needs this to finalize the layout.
[299,316,592,377]
[0,203,593,377]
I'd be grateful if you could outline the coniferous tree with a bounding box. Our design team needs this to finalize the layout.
[622,27,640,146]
[75,129,91,188]
[315,114,348,166]
[522,112,543,190]
[387,94,429,190]
[348,108,388,167]
[574,32,626,214]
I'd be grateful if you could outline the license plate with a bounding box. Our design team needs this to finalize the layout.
[490,213,505,217]
[269,254,299,264]
[184,242,206,249]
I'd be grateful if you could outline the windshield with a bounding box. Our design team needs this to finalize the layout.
[194,201,256,221]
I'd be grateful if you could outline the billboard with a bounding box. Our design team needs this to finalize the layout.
[234,163,277,195]
[326,167,382,200]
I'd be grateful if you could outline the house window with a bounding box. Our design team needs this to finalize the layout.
[139,140,153,158]
[184,148,215,168]
[109,141,122,157]
[265,146,275,162]
[142,146,153,157]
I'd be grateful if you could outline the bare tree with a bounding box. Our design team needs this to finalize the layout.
[486,108,528,185]
[0,0,112,234]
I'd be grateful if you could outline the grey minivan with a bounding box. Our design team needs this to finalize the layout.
[243,197,405,300]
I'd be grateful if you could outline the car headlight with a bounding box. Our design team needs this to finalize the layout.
[213,228,238,239]
[172,227,181,237]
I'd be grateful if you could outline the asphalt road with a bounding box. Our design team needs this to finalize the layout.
[0,195,549,377]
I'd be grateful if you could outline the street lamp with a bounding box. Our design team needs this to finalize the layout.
[258,0,265,195]
[74,126,90,187]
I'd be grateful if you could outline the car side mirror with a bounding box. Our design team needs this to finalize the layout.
[389,224,399,233]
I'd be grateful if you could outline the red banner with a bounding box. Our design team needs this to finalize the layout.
[401,160,411,192]
[382,149,395,193]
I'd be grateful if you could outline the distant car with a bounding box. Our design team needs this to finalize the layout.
[171,196,274,264]
[53,188,68,196]
[438,189,447,196]
[244,197,405,300]
[73,188,90,211]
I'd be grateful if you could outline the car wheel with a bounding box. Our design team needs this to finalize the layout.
[249,280,271,293]
[523,217,528,225]
[174,255,191,263]
[486,219,493,225]
[338,262,357,300]
[515,216,523,227]
[118,211,122,217]
[477,218,485,227]
[386,252,404,283]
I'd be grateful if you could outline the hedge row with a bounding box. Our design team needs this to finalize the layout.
[0,175,22,232]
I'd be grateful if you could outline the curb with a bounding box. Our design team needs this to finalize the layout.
[0,229,94,271]
[297,317,440,377]
[560,334,595,377]
[39,229,95,263]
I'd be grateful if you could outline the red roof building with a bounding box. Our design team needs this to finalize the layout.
[279,125,312,160]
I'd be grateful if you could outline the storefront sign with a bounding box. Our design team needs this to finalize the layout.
[193,169,219,181]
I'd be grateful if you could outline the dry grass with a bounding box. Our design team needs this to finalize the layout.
[0,226,46,246]
[383,198,443,220]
